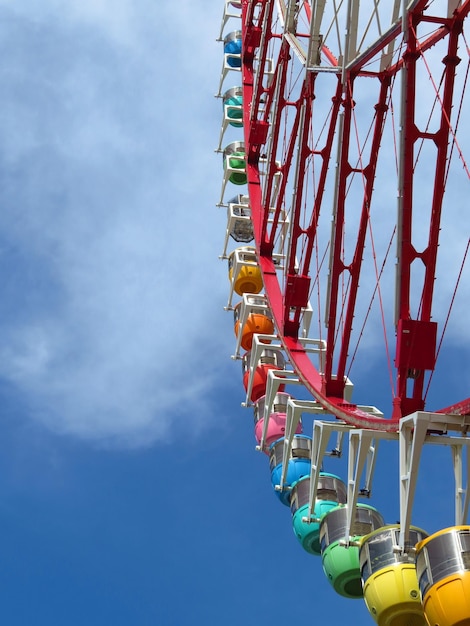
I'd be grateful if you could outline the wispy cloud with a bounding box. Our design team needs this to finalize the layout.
[0,1,233,445]
[0,0,465,444]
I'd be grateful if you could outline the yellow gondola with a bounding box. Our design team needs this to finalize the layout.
[228,247,263,296]
[360,525,428,626]
[415,525,470,626]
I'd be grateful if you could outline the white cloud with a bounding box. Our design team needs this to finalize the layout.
[0,0,465,444]
[0,0,237,446]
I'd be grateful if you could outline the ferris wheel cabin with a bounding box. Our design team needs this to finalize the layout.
[320,504,385,599]
[253,391,301,452]
[228,246,263,297]
[416,526,470,626]
[242,349,286,404]
[269,435,312,506]
[219,194,253,260]
[233,295,274,352]
[359,525,429,626]
[290,473,347,555]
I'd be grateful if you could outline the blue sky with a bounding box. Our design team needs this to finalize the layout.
[0,1,466,625]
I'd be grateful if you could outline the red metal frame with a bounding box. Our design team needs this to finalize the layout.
[241,0,469,428]
[394,4,468,416]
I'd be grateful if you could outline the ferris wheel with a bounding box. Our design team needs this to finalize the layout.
[216,0,470,624]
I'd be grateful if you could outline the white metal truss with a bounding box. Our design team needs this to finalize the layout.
[217,0,242,41]
[307,420,354,518]
[345,427,397,542]
[399,411,470,550]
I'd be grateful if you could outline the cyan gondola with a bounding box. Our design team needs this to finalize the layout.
[242,349,286,403]
[253,392,301,451]
[290,473,347,555]
[269,435,312,505]
[228,247,263,296]
[222,86,243,127]
[216,87,244,152]
[360,525,428,626]
[320,503,384,598]
[415,525,470,626]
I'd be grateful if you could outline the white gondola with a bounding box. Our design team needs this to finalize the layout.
[220,194,253,258]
